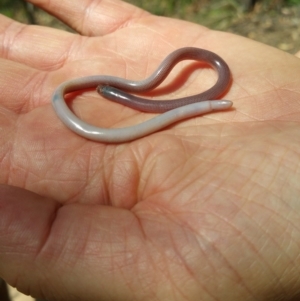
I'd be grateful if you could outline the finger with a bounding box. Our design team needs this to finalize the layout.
[0,14,121,73]
[0,14,78,71]
[0,12,205,75]
[27,0,149,36]
[0,184,142,301]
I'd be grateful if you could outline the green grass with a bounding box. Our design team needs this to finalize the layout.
[286,0,300,4]
[1,0,23,14]
[126,0,300,17]
[0,0,30,21]
[127,0,197,17]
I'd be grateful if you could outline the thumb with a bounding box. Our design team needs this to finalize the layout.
[0,184,143,301]
[0,184,59,297]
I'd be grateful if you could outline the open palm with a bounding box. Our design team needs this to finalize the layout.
[0,0,300,300]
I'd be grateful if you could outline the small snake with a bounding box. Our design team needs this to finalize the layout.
[52,47,232,143]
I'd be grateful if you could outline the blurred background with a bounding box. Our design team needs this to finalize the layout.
[0,0,300,300]
[0,0,300,53]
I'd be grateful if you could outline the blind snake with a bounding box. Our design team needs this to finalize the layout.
[52,47,232,143]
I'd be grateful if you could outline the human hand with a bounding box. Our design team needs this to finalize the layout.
[0,0,300,300]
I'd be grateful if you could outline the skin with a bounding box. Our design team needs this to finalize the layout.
[0,0,300,301]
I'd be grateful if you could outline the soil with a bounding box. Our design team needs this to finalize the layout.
[225,4,300,53]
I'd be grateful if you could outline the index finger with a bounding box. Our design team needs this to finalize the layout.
[26,0,149,36]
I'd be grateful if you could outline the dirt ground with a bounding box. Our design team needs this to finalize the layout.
[224,4,300,53]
